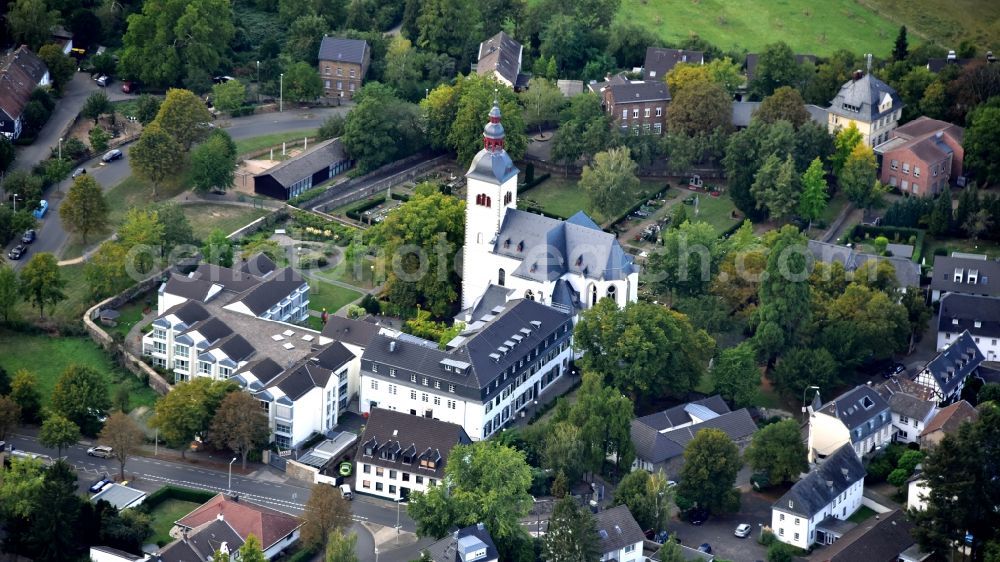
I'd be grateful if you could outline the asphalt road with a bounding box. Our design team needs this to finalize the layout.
[7,92,348,269]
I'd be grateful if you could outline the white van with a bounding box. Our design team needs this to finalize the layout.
[339,484,353,500]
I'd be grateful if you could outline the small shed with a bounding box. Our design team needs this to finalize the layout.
[92,483,147,510]
[253,138,353,200]
[99,309,121,327]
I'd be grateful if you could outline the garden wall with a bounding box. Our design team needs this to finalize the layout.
[226,207,290,241]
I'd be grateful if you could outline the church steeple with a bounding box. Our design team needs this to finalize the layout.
[483,92,505,152]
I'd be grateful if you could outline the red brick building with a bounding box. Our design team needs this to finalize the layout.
[593,74,670,135]
[317,36,370,101]
[874,117,964,198]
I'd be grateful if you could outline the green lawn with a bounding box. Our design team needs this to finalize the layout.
[847,505,878,524]
[668,188,741,235]
[180,203,270,240]
[104,298,152,340]
[615,0,902,56]
[861,0,1000,53]
[519,177,665,225]
[308,279,363,314]
[14,263,93,323]
[106,174,191,228]
[326,256,376,290]
[925,236,1000,260]
[147,499,200,547]
[0,330,159,412]
[235,129,318,157]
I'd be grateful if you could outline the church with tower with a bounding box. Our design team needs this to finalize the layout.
[460,99,638,319]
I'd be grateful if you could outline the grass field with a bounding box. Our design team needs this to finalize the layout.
[668,188,741,234]
[847,505,878,524]
[104,298,151,340]
[307,279,363,314]
[13,263,93,323]
[235,129,318,157]
[147,499,200,547]
[180,203,270,240]
[925,236,1000,260]
[106,174,191,228]
[860,0,1000,53]
[0,330,159,411]
[519,177,665,224]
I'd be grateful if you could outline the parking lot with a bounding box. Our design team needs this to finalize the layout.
[664,490,775,562]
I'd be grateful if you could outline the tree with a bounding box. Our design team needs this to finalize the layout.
[118,208,165,275]
[0,265,19,322]
[706,57,745,97]
[550,93,612,166]
[579,147,640,219]
[211,80,247,114]
[980,383,1000,405]
[408,441,532,542]
[28,460,85,562]
[82,92,113,124]
[831,122,863,175]
[798,158,829,227]
[190,130,237,193]
[752,226,812,364]
[283,14,328,65]
[840,144,884,210]
[130,123,183,198]
[574,300,715,401]
[712,343,759,407]
[6,0,57,50]
[667,80,731,136]
[89,127,112,153]
[754,86,810,128]
[543,496,600,562]
[324,529,359,562]
[521,78,565,133]
[39,414,80,459]
[648,221,723,296]
[0,395,22,441]
[202,229,234,267]
[569,371,635,475]
[750,42,802,99]
[772,347,838,398]
[893,26,909,61]
[37,45,76,92]
[153,89,214,150]
[150,378,236,458]
[677,428,742,514]
[318,114,347,140]
[613,469,673,531]
[744,419,807,484]
[99,412,145,481]
[135,94,163,125]
[417,0,481,62]
[10,369,42,423]
[751,153,800,220]
[284,62,323,103]
[238,534,267,562]
[300,483,353,550]
[60,175,109,244]
[928,187,953,235]
[542,422,586,483]
[0,134,15,172]
[120,0,235,90]
[210,391,270,469]
[50,364,111,436]
[343,84,424,173]
[4,169,43,209]
[446,74,527,165]
[156,203,197,256]
[18,253,65,318]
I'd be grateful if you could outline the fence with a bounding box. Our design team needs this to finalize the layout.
[310,153,448,213]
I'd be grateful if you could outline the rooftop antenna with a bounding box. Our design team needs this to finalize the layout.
[866,53,872,72]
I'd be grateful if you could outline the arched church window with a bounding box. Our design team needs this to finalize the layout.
[606,284,617,303]
[504,192,512,205]
[475,194,492,208]
[498,268,506,286]
[589,284,598,307]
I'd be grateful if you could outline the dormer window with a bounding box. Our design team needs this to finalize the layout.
[954,268,964,283]
[576,255,583,266]
[861,396,874,410]
[516,241,524,252]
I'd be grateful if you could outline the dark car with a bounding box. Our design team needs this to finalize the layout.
[698,543,713,554]
[102,149,123,162]
[21,230,35,244]
[89,474,112,494]
[72,167,87,178]
[687,508,709,525]
[7,244,26,260]
[883,362,906,379]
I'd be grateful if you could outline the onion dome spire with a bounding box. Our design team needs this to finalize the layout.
[483,90,505,152]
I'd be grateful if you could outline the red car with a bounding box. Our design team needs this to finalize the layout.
[121,80,138,94]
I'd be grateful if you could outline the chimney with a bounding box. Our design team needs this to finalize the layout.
[389,341,397,353]
[853,69,863,80]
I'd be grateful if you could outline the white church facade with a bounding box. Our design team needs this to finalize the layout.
[460,101,638,315]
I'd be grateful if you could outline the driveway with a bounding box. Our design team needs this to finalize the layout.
[665,490,773,562]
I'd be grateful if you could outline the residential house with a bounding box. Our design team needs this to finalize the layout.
[598,74,670,135]
[631,395,757,477]
[157,518,244,562]
[425,523,499,562]
[594,505,645,562]
[89,546,149,562]
[0,45,50,140]
[827,69,903,146]
[357,408,471,500]
[91,483,146,510]
[361,298,574,440]
[51,27,74,55]
[937,294,1000,360]
[642,47,704,81]
[318,36,370,100]
[907,471,931,512]
[807,385,893,462]
[174,493,301,560]
[808,510,929,562]
[771,444,867,550]
[926,50,997,72]
[253,138,353,200]
[745,53,816,85]
[919,399,978,448]
[807,240,921,291]
[885,391,937,444]
[930,253,1000,301]
[874,117,964,196]
[913,330,984,405]
[475,31,526,90]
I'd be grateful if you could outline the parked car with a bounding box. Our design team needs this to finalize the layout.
[95,75,109,87]
[735,523,752,538]
[7,245,26,260]
[32,200,48,219]
[21,230,35,244]
[102,149,123,162]
[687,508,709,525]
[89,474,113,493]
[698,543,713,554]
[72,168,87,178]
[87,445,113,458]
[121,80,138,94]
[339,484,353,500]
[883,363,906,379]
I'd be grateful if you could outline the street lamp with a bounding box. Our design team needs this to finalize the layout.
[802,385,820,420]
[58,137,63,160]
[228,457,237,492]
[395,498,402,542]
[256,60,260,104]
[11,193,19,212]
[279,73,284,113]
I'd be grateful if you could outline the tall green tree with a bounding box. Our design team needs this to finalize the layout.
[613,469,674,531]
[50,364,111,436]
[284,62,323,103]
[446,74,527,165]
[0,265,19,322]
[579,147,640,219]
[10,369,42,423]
[18,253,65,318]
[283,14,329,65]
[965,106,1000,185]
[156,203,197,256]
[667,79,732,136]
[416,0,481,62]
[6,0,57,50]
[130,123,183,198]
[543,496,600,562]
[550,93,612,166]
[39,414,80,459]
[60,175,109,244]
[752,226,812,364]
[343,83,424,173]
[211,80,247,114]
[754,86,811,128]
[150,378,236,458]
[520,78,565,134]
[928,187,953,235]
[37,45,77,92]
[238,534,267,562]
[831,122,863,175]
[82,92,113,124]
[118,208,165,275]
[574,299,715,400]
[542,422,586,483]
[745,419,808,484]
[210,391,270,469]
[798,157,829,227]
[771,347,838,398]
[751,153,800,220]
[153,89,214,150]
[648,221,723,297]
[0,396,20,441]
[300,482,353,551]
[569,371,635,475]
[893,26,909,61]
[677,428,742,514]
[190,130,237,193]
[712,342,759,407]
[839,143,883,209]
[750,42,803,99]
[135,94,163,125]
[324,529,359,562]
[201,229,234,268]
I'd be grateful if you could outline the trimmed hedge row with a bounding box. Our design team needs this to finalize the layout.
[288,186,328,207]
[345,196,386,221]
[141,485,215,511]
[518,172,551,195]
[845,224,925,263]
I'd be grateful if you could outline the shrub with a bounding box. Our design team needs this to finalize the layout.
[768,541,796,562]
[887,468,910,487]
[360,294,380,314]
[759,530,777,546]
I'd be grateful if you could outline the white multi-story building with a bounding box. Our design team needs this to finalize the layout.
[355,408,471,501]
[807,385,893,462]
[771,444,867,549]
[937,294,1000,361]
[360,298,574,440]
[886,391,937,444]
[459,100,638,313]
[593,505,645,562]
